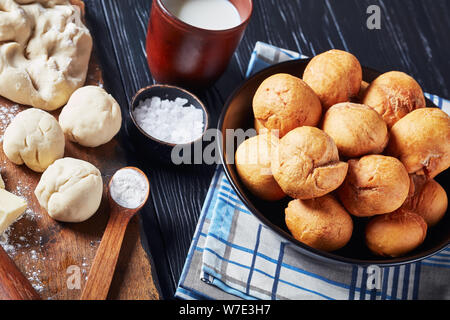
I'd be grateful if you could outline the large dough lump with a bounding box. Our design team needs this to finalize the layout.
[0,0,92,110]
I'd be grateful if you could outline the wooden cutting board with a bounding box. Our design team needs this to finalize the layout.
[0,17,159,300]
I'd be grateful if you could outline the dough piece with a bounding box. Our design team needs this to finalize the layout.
[285,195,353,252]
[235,133,285,201]
[271,126,348,199]
[303,49,362,110]
[401,175,447,227]
[34,157,103,222]
[365,209,427,257]
[59,86,122,147]
[387,108,450,179]
[0,188,27,235]
[0,171,4,189]
[252,73,322,138]
[322,102,388,158]
[338,155,410,217]
[3,109,65,172]
[0,0,93,110]
[362,71,426,128]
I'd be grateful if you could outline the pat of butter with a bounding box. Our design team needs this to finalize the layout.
[0,188,27,234]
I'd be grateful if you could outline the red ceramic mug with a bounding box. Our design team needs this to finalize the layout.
[146,0,253,88]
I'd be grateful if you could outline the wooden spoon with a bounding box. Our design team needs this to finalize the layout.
[80,167,150,300]
[0,245,41,300]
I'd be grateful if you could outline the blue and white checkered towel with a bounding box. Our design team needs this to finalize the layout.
[175,42,450,300]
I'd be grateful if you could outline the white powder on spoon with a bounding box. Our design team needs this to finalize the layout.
[109,168,149,209]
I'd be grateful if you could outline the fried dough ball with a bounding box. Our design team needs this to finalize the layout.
[338,155,410,217]
[285,195,353,252]
[387,108,450,179]
[235,133,286,201]
[254,118,266,134]
[271,126,348,199]
[401,175,447,227]
[322,102,388,158]
[252,73,322,137]
[365,209,427,257]
[303,49,362,110]
[254,118,280,137]
[362,71,426,128]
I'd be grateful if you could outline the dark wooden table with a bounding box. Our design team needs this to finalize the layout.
[84,0,450,299]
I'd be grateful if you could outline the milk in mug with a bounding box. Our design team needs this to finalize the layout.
[163,0,242,30]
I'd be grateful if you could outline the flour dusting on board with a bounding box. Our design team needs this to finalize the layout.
[0,217,45,294]
[0,167,44,293]
[0,104,19,142]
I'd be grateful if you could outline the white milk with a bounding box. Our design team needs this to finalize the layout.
[163,0,242,30]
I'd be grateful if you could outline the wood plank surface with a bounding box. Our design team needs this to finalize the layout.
[91,0,450,299]
[0,2,159,300]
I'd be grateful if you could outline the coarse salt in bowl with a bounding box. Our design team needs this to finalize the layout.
[131,85,208,145]
[128,84,209,163]
[133,96,204,145]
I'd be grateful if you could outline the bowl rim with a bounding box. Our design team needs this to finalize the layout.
[129,84,209,147]
[217,58,450,266]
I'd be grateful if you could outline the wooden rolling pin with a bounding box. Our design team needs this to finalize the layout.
[0,245,41,300]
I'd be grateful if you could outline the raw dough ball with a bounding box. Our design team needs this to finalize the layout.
[387,108,450,179]
[235,133,285,201]
[34,157,103,222]
[322,102,388,158]
[365,209,427,257]
[59,86,122,147]
[285,195,353,252]
[303,49,362,110]
[401,175,447,227]
[362,71,426,128]
[338,155,410,217]
[252,73,322,138]
[3,109,65,172]
[0,0,92,110]
[271,126,348,199]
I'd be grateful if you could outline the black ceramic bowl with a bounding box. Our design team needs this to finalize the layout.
[218,58,450,266]
[127,84,209,163]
